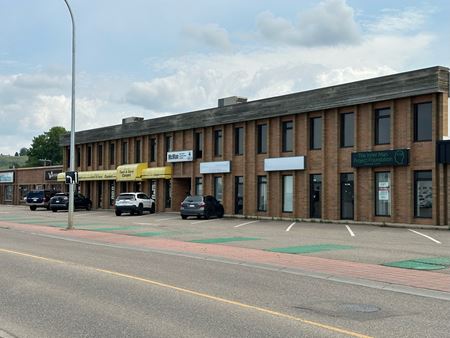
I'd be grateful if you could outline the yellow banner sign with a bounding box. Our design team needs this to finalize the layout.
[57,170,116,182]
[142,166,172,179]
[116,163,148,181]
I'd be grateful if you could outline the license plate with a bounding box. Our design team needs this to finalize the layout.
[189,204,195,208]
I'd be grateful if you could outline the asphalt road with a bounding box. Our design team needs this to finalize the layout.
[1,227,449,337]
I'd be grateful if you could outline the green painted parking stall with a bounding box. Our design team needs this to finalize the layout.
[266,244,354,254]
[382,257,450,271]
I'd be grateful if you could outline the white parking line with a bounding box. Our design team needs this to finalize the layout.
[408,229,441,244]
[154,217,180,221]
[345,225,355,237]
[190,219,217,225]
[285,222,296,232]
[134,223,158,226]
[234,220,259,228]
[76,212,104,217]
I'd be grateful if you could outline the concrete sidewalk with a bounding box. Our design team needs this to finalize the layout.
[2,220,450,297]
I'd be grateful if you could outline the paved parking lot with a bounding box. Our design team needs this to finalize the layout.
[1,204,450,273]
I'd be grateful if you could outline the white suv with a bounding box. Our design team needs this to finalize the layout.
[115,192,155,216]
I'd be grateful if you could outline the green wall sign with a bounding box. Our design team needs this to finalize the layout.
[352,149,409,168]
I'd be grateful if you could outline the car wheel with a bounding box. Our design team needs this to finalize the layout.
[138,204,143,215]
[181,215,188,219]
[150,203,156,214]
[86,203,92,211]
[30,206,36,211]
[115,210,121,216]
[130,210,135,216]
[196,215,202,219]
[204,209,211,220]
[52,208,57,213]
[217,206,224,218]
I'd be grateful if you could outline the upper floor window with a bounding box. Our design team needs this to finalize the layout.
[150,138,157,162]
[214,129,222,157]
[234,127,244,155]
[282,121,293,152]
[340,112,354,148]
[165,135,173,153]
[97,144,103,166]
[135,139,141,163]
[257,124,267,154]
[195,132,203,159]
[375,108,390,145]
[76,147,81,167]
[109,143,115,165]
[310,117,322,150]
[414,102,432,141]
[87,145,92,166]
[121,141,128,164]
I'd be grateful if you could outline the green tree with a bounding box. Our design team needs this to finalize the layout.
[19,147,28,156]
[26,126,67,167]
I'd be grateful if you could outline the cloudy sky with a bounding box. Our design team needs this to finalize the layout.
[1,0,449,155]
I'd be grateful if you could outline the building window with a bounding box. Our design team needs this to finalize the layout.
[414,171,432,218]
[165,135,172,153]
[4,185,13,201]
[195,177,203,195]
[109,181,115,206]
[87,145,92,166]
[375,172,391,216]
[257,176,267,211]
[375,108,390,145]
[234,127,244,155]
[414,102,432,142]
[310,117,322,150]
[341,112,354,148]
[150,138,157,162]
[109,143,115,165]
[98,144,103,166]
[214,130,222,157]
[310,174,322,218]
[282,121,293,152]
[235,176,244,214]
[135,140,141,163]
[257,124,267,154]
[282,175,293,212]
[195,132,203,159]
[76,147,81,167]
[214,176,223,202]
[121,141,128,164]
[165,180,172,208]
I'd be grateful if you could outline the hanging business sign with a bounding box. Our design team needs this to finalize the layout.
[167,150,193,163]
[351,149,409,168]
[264,156,305,171]
[44,169,63,181]
[200,161,231,174]
[0,172,14,183]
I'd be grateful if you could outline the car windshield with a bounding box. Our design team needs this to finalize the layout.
[183,196,203,203]
[27,191,43,198]
[117,194,135,200]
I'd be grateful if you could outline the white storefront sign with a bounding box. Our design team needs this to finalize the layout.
[0,171,14,183]
[200,161,231,174]
[264,156,305,171]
[167,150,193,163]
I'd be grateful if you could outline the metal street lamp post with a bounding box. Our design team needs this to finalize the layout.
[63,0,76,230]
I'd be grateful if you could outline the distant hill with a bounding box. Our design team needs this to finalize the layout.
[0,155,29,170]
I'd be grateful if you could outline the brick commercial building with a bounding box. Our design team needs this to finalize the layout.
[60,66,450,226]
[0,166,63,205]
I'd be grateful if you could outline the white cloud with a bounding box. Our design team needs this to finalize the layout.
[365,7,431,34]
[183,23,232,51]
[256,0,361,46]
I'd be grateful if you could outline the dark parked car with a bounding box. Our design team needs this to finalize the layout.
[180,195,224,219]
[26,190,57,211]
[49,193,92,212]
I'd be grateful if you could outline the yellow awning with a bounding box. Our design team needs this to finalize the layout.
[142,166,172,179]
[116,163,148,181]
[57,170,117,182]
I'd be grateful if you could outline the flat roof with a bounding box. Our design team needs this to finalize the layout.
[61,66,449,146]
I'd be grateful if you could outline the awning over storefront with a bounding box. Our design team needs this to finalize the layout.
[116,163,148,181]
[142,166,172,179]
[57,170,117,182]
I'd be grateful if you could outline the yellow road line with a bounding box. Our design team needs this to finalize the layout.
[0,247,372,338]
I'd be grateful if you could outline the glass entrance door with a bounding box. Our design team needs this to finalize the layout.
[310,174,322,218]
[235,176,244,214]
[340,173,354,220]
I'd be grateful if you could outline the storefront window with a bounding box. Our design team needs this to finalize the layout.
[375,172,390,216]
[282,175,293,212]
[165,180,172,208]
[415,171,432,218]
[4,185,13,201]
[214,176,223,202]
[195,177,203,196]
[109,181,115,206]
[257,176,267,211]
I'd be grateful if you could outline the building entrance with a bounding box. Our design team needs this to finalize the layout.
[235,176,243,214]
[340,173,354,220]
[310,174,321,218]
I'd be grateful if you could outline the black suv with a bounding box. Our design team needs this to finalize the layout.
[180,195,224,219]
[26,190,57,211]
